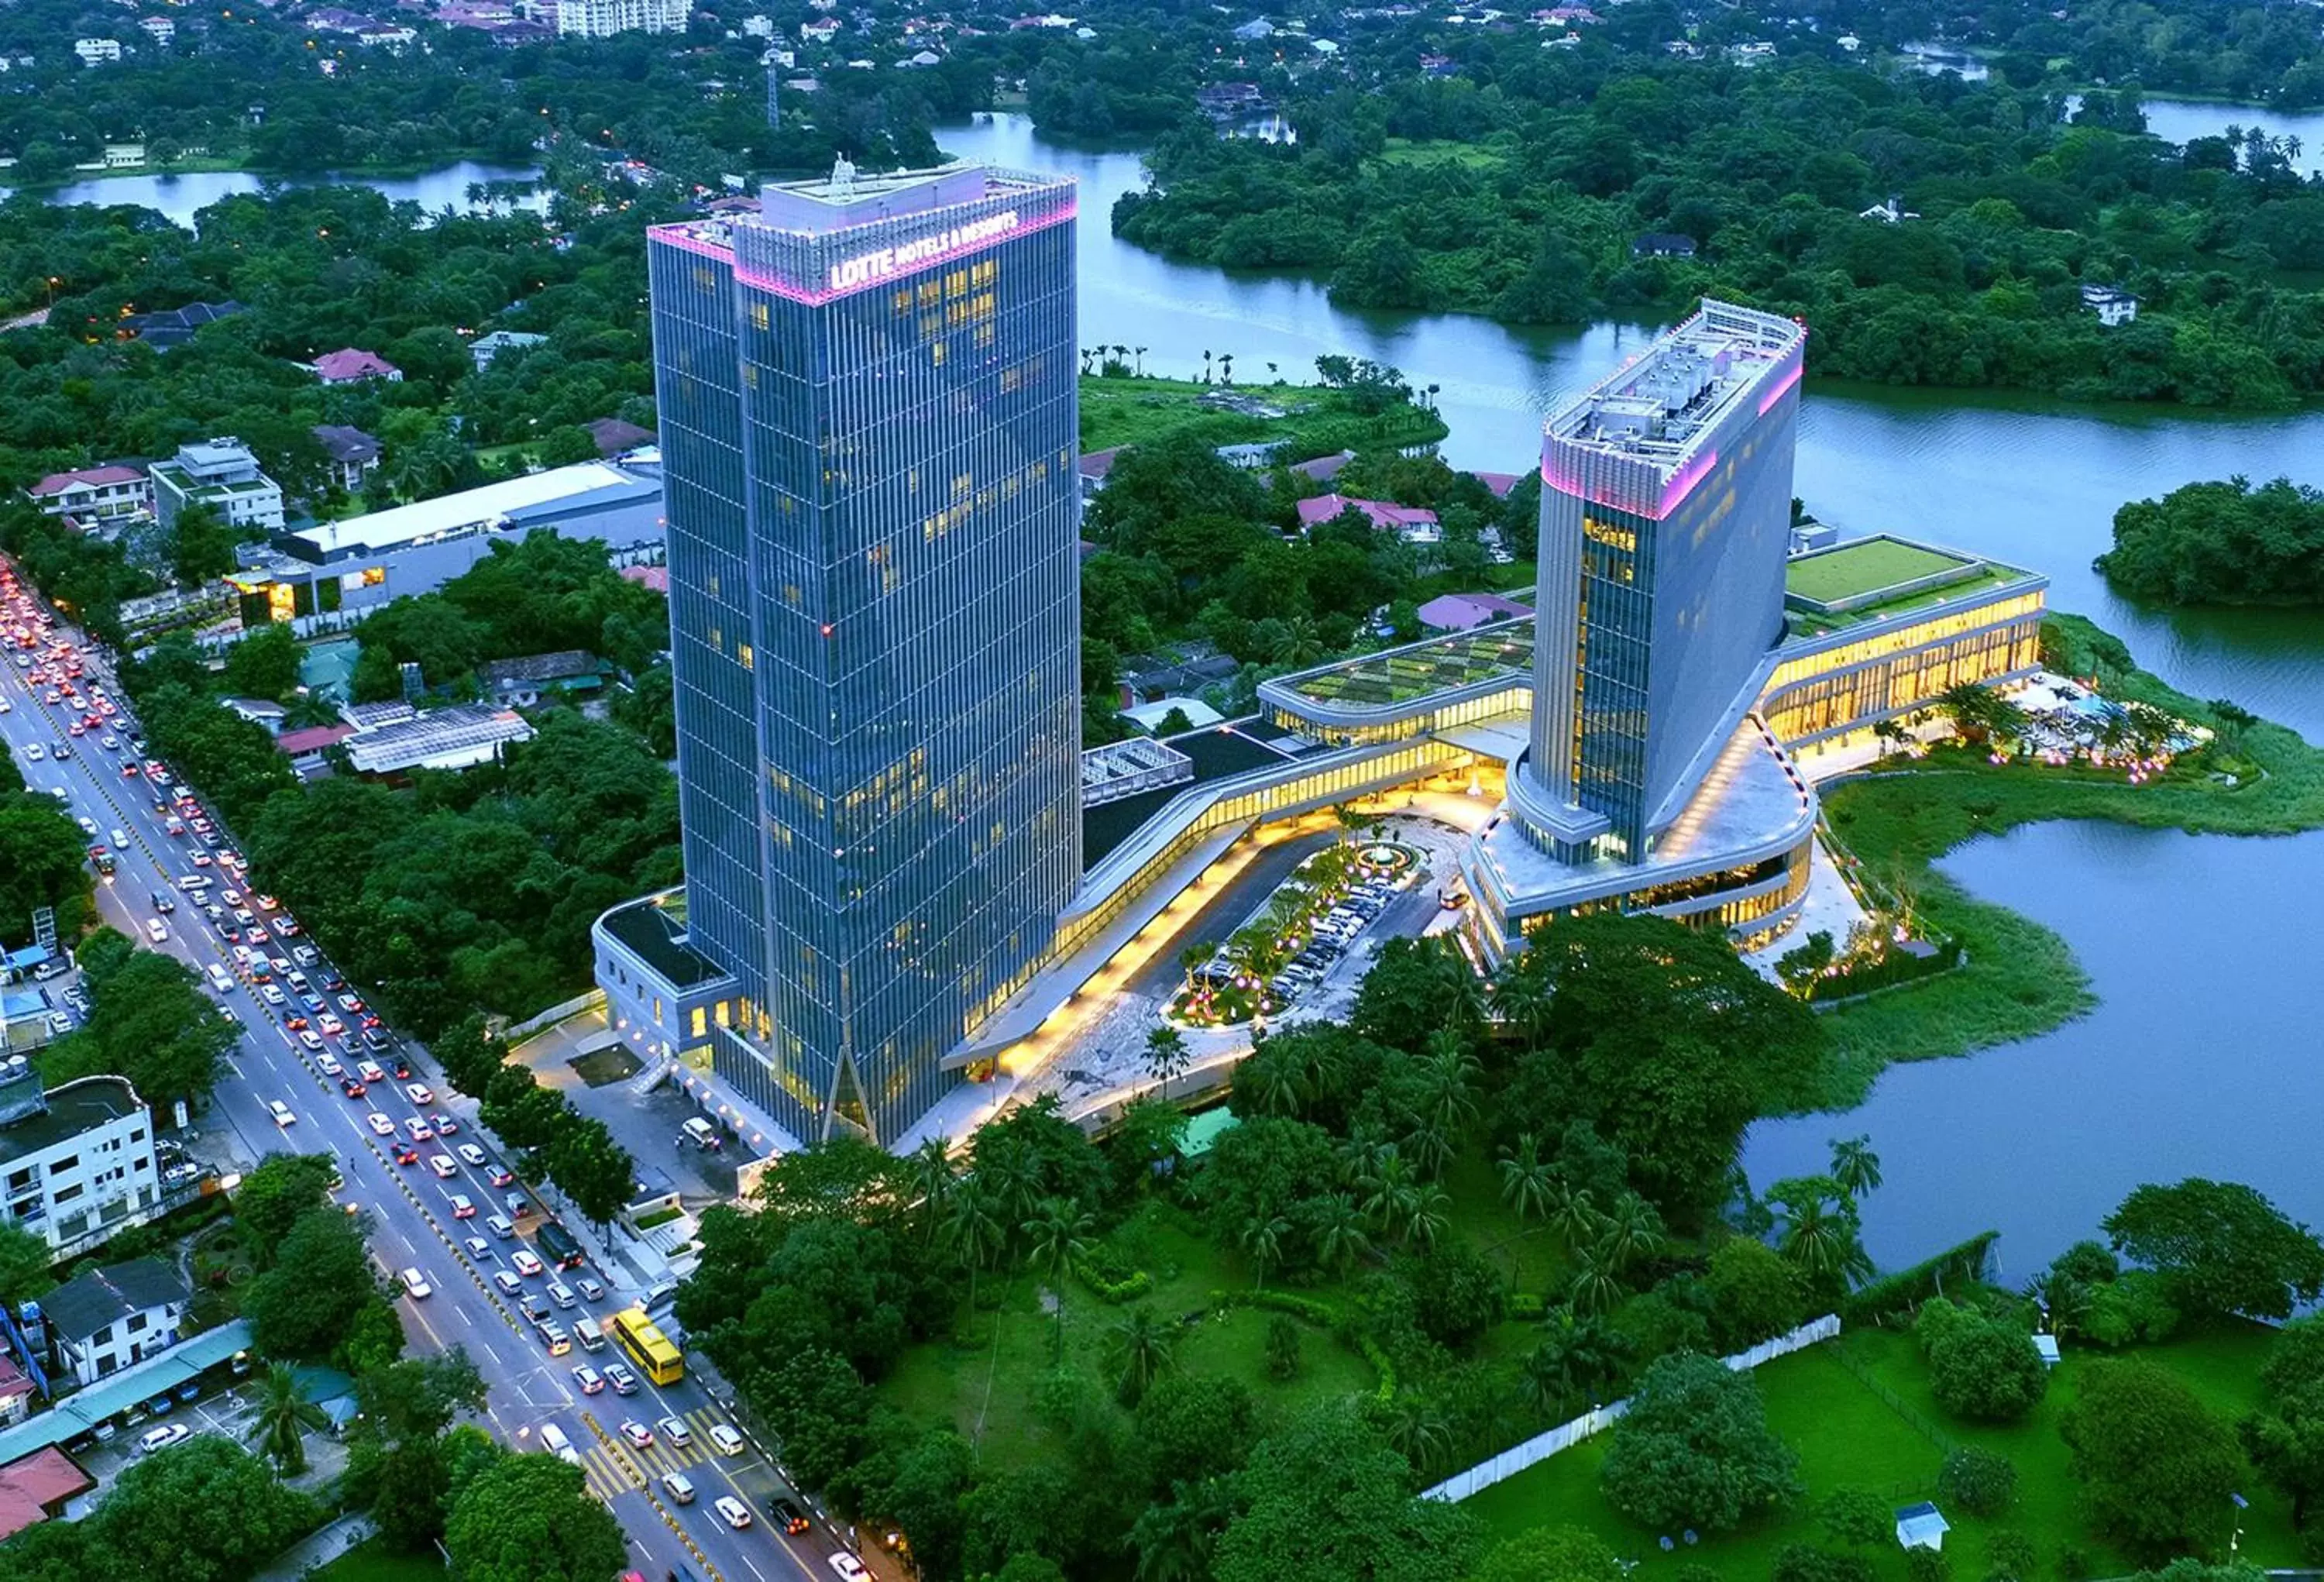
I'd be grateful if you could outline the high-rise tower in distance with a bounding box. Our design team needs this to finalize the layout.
[645,160,1081,1145]
[1511,299,1807,862]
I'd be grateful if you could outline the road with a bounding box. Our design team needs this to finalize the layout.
[0,575,868,1582]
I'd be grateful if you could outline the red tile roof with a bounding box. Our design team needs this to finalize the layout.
[1294,493,1439,531]
[310,348,400,383]
[621,564,669,593]
[0,1447,95,1540]
[27,465,144,497]
[277,724,355,756]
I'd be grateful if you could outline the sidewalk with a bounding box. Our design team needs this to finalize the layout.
[257,1512,377,1580]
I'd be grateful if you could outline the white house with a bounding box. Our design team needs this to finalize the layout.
[2079,282,2140,326]
[0,1068,164,1256]
[150,438,285,535]
[74,38,122,65]
[40,1257,191,1386]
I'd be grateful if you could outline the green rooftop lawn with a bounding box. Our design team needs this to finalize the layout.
[1786,540,1973,607]
[1464,1322,2296,1580]
[1785,567,2023,638]
[1287,631,1535,706]
[1077,373,1449,458]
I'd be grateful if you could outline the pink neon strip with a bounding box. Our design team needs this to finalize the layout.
[1656,448,1717,517]
[1756,359,1803,414]
[649,224,736,264]
[735,201,1078,307]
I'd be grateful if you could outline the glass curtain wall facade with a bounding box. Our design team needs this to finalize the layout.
[648,163,1081,1145]
[1523,301,1807,858]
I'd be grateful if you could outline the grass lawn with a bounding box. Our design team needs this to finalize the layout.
[1465,1323,2296,1578]
[1076,373,1449,459]
[1790,614,2324,1109]
[311,1536,444,1582]
[1786,540,1971,606]
[878,1202,1380,1458]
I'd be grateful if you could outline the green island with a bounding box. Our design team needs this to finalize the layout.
[2096,476,2324,608]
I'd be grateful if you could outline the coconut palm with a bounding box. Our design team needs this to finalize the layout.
[944,1181,1007,1318]
[247,1362,325,1474]
[1130,1476,1232,1582]
[1417,1033,1481,1132]
[1490,958,1554,1046]
[1592,1192,1664,1274]
[1401,1116,1454,1181]
[1569,1250,1625,1316]
[1177,941,1210,999]
[1542,1178,1599,1255]
[1133,346,1147,377]
[1497,1133,1556,1227]
[907,1137,957,1243]
[1312,1192,1372,1276]
[1023,1195,1095,1357]
[1361,1153,1422,1237]
[1828,1135,1883,1199]
[1240,1041,1305,1117]
[1375,1391,1453,1476]
[1335,1126,1395,1192]
[1142,1023,1192,1101]
[1106,1305,1179,1404]
[1243,1213,1291,1290]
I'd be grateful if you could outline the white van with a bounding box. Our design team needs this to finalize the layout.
[574,1315,606,1353]
[206,963,235,993]
[538,1422,579,1464]
[681,1116,723,1151]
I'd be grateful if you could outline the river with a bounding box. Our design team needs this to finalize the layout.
[933,113,2324,742]
[0,160,545,225]
[1744,823,2324,1274]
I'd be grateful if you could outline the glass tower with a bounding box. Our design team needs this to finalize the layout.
[647,162,1081,1146]
[1515,300,1807,859]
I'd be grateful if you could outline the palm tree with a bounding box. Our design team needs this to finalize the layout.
[1829,1135,1883,1199]
[1022,1195,1094,1358]
[1202,348,1213,383]
[908,1137,957,1243]
[1497,1133,1556,1228]
[1133,345,1148,377]
[1569,1250,1624,1316]
[1219,353,1235,385]
[1270,615,1325,667]
[1130,1477,1233,1582]
[1490,959,1553,1046]
[1265,360,1279,382]
[1312,1192,1371,1276]
[1241,1042,1305,1116]
[1336,1126,1395,1192]
[1106,1305,1179,1404]
[247,1362,325,1474]
[1418,1033,1480,1132]
[1592,1192,1664,1274]
[1543,1179,1598,1256]
[944,1181,1006,1319]
[1142,1023,1192,1101]
[1401,1116,1454,1181]
[1243,1213,1291,1290]
[1362,1152,1422,1238]
[1376,1391,1453,1477]
[1177,941,1210,1000]
[1401,1184,1452,1251]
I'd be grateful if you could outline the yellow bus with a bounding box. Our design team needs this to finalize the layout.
[608,1307,683,1386]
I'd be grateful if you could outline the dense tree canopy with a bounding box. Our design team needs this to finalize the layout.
[2099,476,2324,607]
[1600,1352,1801,1532]
[2061,1357,2245,1559]
[2105,1178,2324,1322]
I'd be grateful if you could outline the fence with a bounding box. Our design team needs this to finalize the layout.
[1422,1313,1843,1504]
[1828,1340,1956,1453]
[500,988,606,1043]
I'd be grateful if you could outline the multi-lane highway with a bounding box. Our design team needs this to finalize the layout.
[0,564,871,1582]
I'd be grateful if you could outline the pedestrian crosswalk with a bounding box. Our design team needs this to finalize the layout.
[576,1405,740,1503]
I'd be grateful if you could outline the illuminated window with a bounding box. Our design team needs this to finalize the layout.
[738,643,755,671]
[748,302,769,332]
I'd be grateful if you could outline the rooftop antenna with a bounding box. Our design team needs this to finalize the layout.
[829,153,856,196]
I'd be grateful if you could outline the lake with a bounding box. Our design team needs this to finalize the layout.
[934,113,2324,741]
[1743,822,2324,1274]
[1,160,545,226]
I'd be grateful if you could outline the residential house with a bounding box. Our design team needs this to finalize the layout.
[1416,591,1531,631]
[1231,18,1274,40]
[40,1258,191,1387]
[1281,449,1355,486]
[307,347,402,385]
[274,722,354,777]
[1077,447,1122,500]
[0,1447,94,1540]
[1858,195,1920,224]
[150,438,284,533]
[22,466,152,528]
[0,1353,33,1431]
[1119,652,1239,703]
[468,328,548,370]
[1631,232,1697,259]
[0,1068,164,1256]
[585,416,654,457]
[1294,492,1442,542]
[337,702,537,776]
[1195,81,1266,119]
[119,299,245,351]
[222,697,287,735]
[356,22,417,46]
[475,649,604,707]
[1467,469,1523,498]
[138,16,176,43]
[1214,441,1281,469]
[312,425,382,494]
[620,563,669,593]
[2079,282,2139,325]
[74,39,122,65]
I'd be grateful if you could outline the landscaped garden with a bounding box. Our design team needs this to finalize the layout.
[1168,835,1423,1027]
[1076,366,1450,459]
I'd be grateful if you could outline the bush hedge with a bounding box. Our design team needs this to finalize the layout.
[1843,1230,2000,1325]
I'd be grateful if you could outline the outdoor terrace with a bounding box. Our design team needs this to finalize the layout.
[1783,534,2040,639]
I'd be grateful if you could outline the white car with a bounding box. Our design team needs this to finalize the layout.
[457,1143,487,1168]
[708,1423,746,1457]
[137,1422,191,1455]
[492,1269,523,1296]
[449,1194,475,1219]
[618,1419,654,1450]
[22,743,41,761]
[145,918,170,944]
[511,1249,544,1277]
[572,1364,604,1395]
[463,1235,490,1258]
[405,1082,433,1105]
[75,816,95,835]
[400,1267,431,1299]
[714,1496,752,1530]
[828,1556,871,1582]
[268,1100,296,1127]
[661,1471,696,1505]
[316,1053,344,1077]
[260,985,285,1006]
[366,1112,395,1137]
[657,1415,690,1447]
[297,1030,324,1052]
[428,1154,456,1179]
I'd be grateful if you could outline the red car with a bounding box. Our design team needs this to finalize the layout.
[392,1144,419,1166]
[340,1078,366,1099]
